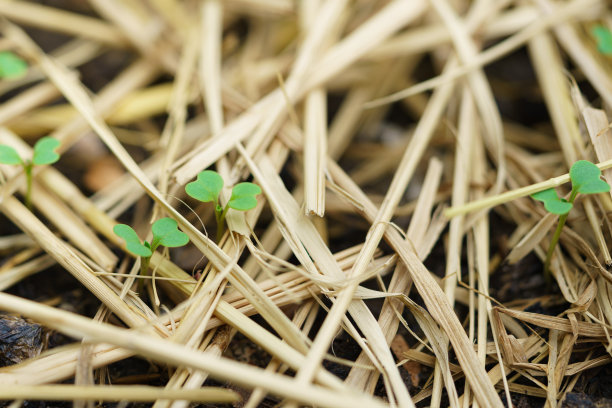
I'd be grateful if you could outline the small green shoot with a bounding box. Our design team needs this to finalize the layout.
[0,51,28,79]
[185,170,261,241]
[113,217,189,281]
[592,25,612,55]
[531,160,610,283]
[0,137,60,209]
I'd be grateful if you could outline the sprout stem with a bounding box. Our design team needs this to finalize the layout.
[139,255,151,293]
[24,161,33,210]
[215,205,229,242]
[543,188,579,284]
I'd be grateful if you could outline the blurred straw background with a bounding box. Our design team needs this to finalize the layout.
[0,0,610,407]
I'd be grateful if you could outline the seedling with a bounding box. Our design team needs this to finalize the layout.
[0,137,60,209]
[113,217,189,279]
[0,51,28,79]
[531,160,610,282]
[592,25,612,55]
[185,170,261,241]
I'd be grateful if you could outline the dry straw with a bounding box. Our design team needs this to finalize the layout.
[0,0,610,407]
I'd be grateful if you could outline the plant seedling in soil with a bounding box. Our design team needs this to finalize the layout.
[113,217,189,282]
[185,170,261,241]
[592,25,612,55]
[0,51,28,79]
[0,137,60,209]
[531,160,610,283]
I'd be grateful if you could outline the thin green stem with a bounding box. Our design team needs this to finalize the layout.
[23,162,33,210]
[139,255,151,293]
[543,188,579,284]
[215,204,229,242]
[140,256,151,276]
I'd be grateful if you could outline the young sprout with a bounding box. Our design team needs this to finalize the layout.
[0,137,60,209]
[592,25,612,55]
[113,217,189,280]
[0,51,28,79]
[185,170,261,241]
[531,160,610,283]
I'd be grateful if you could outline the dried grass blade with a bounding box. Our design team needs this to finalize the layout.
[156,26,199,203]
[445,156,612,218]
[0,0,127,46]
[246,151,414,406]
[199,0,224,133]
[327,160,503,407]
[88,0,177,72]
[368,6,538,61]
[429,0,505,194]
[0,196,146,328]
[214,300,347,391]
[365,0,601,109]
[529,33,611,265]
[0,385,238,403]
[583,107,612,200]
[496,308,607,338]
[0,129,117,270]
[0,82,59,124]
[402,297,459,407]
[6,21,314,355]
[0,292,388,408]
[303,88,327,216]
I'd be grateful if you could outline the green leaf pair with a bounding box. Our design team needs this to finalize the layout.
[0,51,28,79]
[185,169,261,241]
[0,137,60,167]
[531,160,610,285]
[113,217,189,258]
[0,137,61,209]
[531,160,610,215]
[185,170,262,211]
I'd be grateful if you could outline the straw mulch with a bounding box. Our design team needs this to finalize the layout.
[0,0,611,407]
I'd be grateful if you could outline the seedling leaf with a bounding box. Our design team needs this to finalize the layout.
[185,170,223,203]
[228,182,261,211]
[531,188,573,215]
[0,51,28,79]
[0,145,22,165]
[32,137,60,165]
[113,224,152,257]
[569,160,610,194]
[151,217,189,247]
[593,25,612,55]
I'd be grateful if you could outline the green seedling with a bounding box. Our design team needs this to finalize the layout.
[531,160,610,283]
[0,137,60,209]
[0,51,28,79]
[185,170,261,241]
[592,25,612,55]
[113,217,189,280]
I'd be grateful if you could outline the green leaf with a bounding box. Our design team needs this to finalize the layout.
[592,25,612,55]
[32,137,60,165]
[151,217,189,248]
[569,160,610,194]
[0,145,22,165]
[531,188,573,215]
[185,170,223,203]
[0,51,28,79]
[228,182,261,211]
[113,224,152,257]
